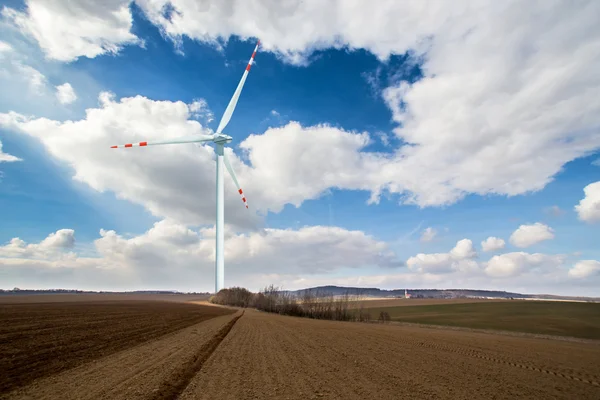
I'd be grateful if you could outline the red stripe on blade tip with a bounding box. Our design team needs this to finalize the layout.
[124,144,132,148]
[139,142,147,146]
[110,145,117,149]
[238,189,243,194]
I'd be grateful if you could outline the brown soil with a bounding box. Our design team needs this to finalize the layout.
[182,309,600,400]
[0,300,232,394]
[3,311,241,400]
[3,301,599,400]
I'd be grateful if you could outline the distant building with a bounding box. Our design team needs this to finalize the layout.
[405,289,411,299]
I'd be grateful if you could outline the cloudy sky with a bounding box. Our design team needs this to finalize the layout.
[1,0,599,295]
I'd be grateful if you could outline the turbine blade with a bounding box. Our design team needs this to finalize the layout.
[223,150,248,209]
[110,134,215,149]
[216,40,260,134]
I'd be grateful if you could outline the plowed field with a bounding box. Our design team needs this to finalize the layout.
[182,309,600,399]
[2,300,599,400]
[0,300,233,394]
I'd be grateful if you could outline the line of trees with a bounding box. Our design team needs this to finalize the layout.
[210,285,391,324]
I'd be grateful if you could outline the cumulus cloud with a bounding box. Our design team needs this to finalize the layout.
[133,0,459,64]
[485,252,566,278]
[2,223,595,295]
[130,0,600,206]
[239,121,382,211]
[0,141,21,162]
[2,1,600,214]
[575,181,600,223]
[15,63,47,93]
[420,227,437,242]
[55,83,77,104]
[481,237,506,252]
[0,93,262,228]
[189,98,214,123]
[0,99,385,226]
[509,223,554,248]
[0,229,75,259]
[406,237,569,284]
[0,221,401,290]
[568,260,600,279]
[0,41,12,53]
[2,0,141,62]
[4,90,597,235]
[406,239,477,274]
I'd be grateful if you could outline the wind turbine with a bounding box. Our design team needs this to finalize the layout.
[110,40,260,294]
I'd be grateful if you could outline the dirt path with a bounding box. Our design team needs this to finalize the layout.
[181,309,600,400]
[3,312,241,400]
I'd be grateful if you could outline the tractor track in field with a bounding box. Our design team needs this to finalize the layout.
[180,310,600,399]
[150,310,244,400]
[357,324,600,387]
[1,304,238,400]
[405,338,600,387]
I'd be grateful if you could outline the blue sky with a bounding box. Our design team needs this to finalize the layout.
[1,1,599,295]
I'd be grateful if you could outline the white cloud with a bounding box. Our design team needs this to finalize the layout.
[189,98,214,123]
[0,94,261,229]
[481,237,506,252]
[592,158,600,167]
[0,221,401,290]
[509,223,554,248]
[3,89,596,236]
[407,239,477,274]
[375,131,391,147]
[575,181,600,223]
[450,239,477,259]
[15,63,47,93]
[55,82,77,104]
[1,1,600,225]
[0,140,21,162]
[485,252,566,278]
[239,121,382,211]
[134,0,456,64]
[1,97,386,227]
[129,1,600,207]
[2,223,595,295]
[420,227,437,242]
[2,0,141,62]
[544,205,565,217]
[0,40,13,53]
[0,228,75,259]
[3,87,600,233]
[568,260,600,279]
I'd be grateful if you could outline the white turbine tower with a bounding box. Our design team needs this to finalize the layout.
[111,40,260,294]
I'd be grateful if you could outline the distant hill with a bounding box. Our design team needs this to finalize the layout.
[284,286,599,302]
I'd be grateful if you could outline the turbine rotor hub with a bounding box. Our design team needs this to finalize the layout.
[213,134,233,144]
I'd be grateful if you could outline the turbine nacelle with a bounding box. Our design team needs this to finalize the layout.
[213,134,233,144]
